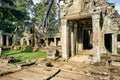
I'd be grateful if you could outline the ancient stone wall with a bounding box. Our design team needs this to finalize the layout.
[60,0,120,62]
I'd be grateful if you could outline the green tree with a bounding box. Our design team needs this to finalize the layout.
[31,0,59,30]
[0,0,32,33]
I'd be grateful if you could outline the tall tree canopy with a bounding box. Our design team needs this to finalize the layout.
[0,0,33,33]
[0,0,60,36]
[31,0,60,37]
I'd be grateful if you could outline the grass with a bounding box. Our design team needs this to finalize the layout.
[2,50,47,64]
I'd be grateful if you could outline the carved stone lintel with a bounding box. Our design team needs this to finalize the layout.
[61,0,73,18]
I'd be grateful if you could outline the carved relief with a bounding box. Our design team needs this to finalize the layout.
[81,0,91,12]
[61,0,73,18]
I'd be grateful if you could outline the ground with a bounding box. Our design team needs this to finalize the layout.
[0,57,120,80]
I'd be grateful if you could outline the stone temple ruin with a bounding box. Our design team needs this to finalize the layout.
[0,0,120,63]
[60,0,120,62]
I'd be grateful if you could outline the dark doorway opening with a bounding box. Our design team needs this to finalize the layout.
[56,38,60,46]
[104,34,112,52]
[83,29,92,49]
[9,37,13,46]
[48,38,54,46]
[3,35,6,46]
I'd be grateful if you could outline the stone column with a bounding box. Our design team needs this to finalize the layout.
[92,9,101,63]
[112,33,117,55]
[0,30,2,57]
[74,22,78,54]
[54,37,57,46]
[62,19,70,60]
[78,22,83,52]
[101,32,106,53]
[0,30,3,46]
[12,34,17,46]
[6,35,9,46]
[70,23,74,57]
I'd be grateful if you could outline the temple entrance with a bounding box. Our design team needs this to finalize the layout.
[83,29,92,49]
[104,34,112,52]
[69,18,93,57]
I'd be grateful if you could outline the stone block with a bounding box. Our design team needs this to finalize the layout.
[47,49,60,58]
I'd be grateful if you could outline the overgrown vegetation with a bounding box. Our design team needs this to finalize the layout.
[2,50,47,64]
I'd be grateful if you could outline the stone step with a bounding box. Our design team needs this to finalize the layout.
[111,55,120,62]
[110,55,120,66]
[69,55,92,64]
[77,50,92,55]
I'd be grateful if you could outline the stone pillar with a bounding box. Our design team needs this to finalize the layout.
[0,30,3,46]
[0,30,2,57]
[74,22,78,54]
[78,22,83,52]
[6,35,9,46]
[26,38,30,46]
[101,32,106,53]
[92,9,101,63]
[54,37,57,46]
[70,23,74,57]
[12,34,16,46]
[112,33,117,55]
[62,19,70,60]
[0,47,2,57]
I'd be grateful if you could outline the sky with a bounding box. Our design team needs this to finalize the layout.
[33,0,120,14]
[33,0,40,4]
[108,0,120,14]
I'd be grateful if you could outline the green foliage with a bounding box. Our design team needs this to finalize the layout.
[32,0,57,24]
[2,50,47,64]
[0,0,31,33]
[32,1,48,22]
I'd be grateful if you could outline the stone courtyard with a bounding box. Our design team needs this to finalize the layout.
[0,57,120,80]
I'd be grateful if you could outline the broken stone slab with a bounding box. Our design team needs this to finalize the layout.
[51,77,72,80]
[0,64,21,76]
[45,69,61,80]
[0,76,16,80]
[25,66,61,79]
[112,75,120,80]
[55,70,100,80]
[109,67,120,76]
[27,66,60,77]
[20,60,36,67]
[0,59,21,72]
[88,66,111,80]
[88,66,111,76]
[60,64,73,71]
[7,69,49,80]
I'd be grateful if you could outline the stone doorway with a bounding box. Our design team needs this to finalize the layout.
[77,18,93,52]
[83,29,93,50]
[69,18,93,57]
[3,35,6,46]
[48,38,54,46]
[104,34,112,52]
